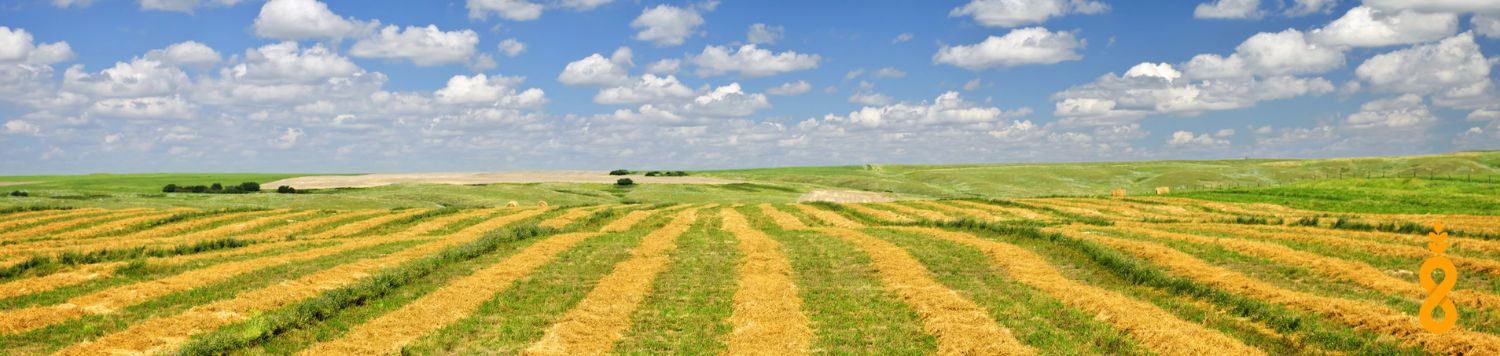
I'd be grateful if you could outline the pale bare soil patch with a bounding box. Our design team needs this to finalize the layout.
[264,171,738,189]
[796,189,893,203]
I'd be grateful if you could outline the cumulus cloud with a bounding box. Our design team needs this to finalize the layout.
[144,41,221,68]
[747,23,784,44]
[690,44,820,77]
[1286,0,1335,16]
[893,33,914,43]
[1362,0,1500,13]
[1055,62,1334,124]
[1355,33,1493,107]
[253,0,373,41]
[1310,6,1457,48]
[949,0,1108,27]
[90,95,197,119]
[229,42,361,84]
[1195,0,1261,19]
[1474,15,1500,38]
[1343,94,1437,130]
[499,38,526,57]
[63,59,191,98]
[766,80,811,96]
[350,25,479,66]
[593,74,695,105]
[140,0,244,13]
[433,73,546,106]
[873,67,906,78]
[3,120,41,135]
[819,91,1031,129]
[933,27,1083,70]
[1182,29,1343,79]
[557,48,633,86]
[646,59,681,75]
[1166,131,1230,147]
[632,4,705,46]
[0,27,75,65]
[467,0,544,21]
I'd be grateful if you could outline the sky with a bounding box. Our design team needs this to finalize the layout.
[1,0,1499,174]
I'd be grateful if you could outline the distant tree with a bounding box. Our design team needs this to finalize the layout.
[644,171,661,177]
[239,182,261,192]
[225,186,245,194]
[8,191,27,197]
[277,186,296,194]
[666,171,688,176]
[609,169,631,176]
[209,183,223,192]
[163,184,178,193]
[616,178,635,186]
[191,185,208,193]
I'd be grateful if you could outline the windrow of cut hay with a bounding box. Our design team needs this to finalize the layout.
[524,208,702,355]
[1175,223,1500,277]
[1100,223,1500,310]
[55,208,551,355]
[106,209,286,241]
[905,201,995,221]
[538,206,604,229]
[0,208,111,234]
[945,200,1051,220]
[1235,223,1500,257]
[842,203,915,224]
[0,263,120,300]
[0,214,425,335]
[758,203,808,230]
[1014,199,1113,219]
[601,206,672,232]
[0,208,155,240]
[1042,198,1184,220]
[721,208,812,354]
[0,209,66,223]
[874,202,952,221]
[1066,229,1500,354]
[307,209,431,239]
[3,210,322,259]
[792,204,864,228]
[814,228,1033,355]
[1385,214,1500,235]
[43,209,195,240]
[887,226,1260,355]
[300,232,604,355]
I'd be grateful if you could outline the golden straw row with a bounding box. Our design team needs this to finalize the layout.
[758,203,808,230]
[0,208,155,240]
[814,228,1032,355]
[722,208,812,354]
[792,204,864,228]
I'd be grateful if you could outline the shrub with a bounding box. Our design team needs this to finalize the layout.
[616,178,635,186]
[608,169,631,176]
[162,184,178,193]
[239,182,261,192]
[644,171,662,177]
[190,185,208,193]
[7,190,27,197]
[665,171,688,176]
[276,186,297,194]
[209,183,223,192]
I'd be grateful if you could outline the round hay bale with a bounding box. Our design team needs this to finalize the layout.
[537,200,549,208]
[505,201,519,208]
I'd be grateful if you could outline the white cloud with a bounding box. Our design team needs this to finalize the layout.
[873,67,907,78]
[559,0,612,11]
[1055,62,1335,124]
[933,27,1083,70]
[1343,94,1437,130]
[0,27,75,65]
[467,0,544,21]
[680,83,770,117]
[557,48,633,86]
[821,91,1031,129]
[140,0,244,13]
[1286,0,1335,16]
[632,4,705,46]
[646,59,681,75]
[1311,6,1457,48]
[1167,131,1230,147]
[691,44,821,77]
[1362,0,1500,14]
[950,0,1109,27]
[845,69,864,80]
[253,0,372,41]
[594,74,695,105]
[1215,128,1236,137]
[499,38,526,57]
[229,42,361,84]
[274,127,303,149]
[144,41,221,68]
[1469,108,1500,122]
[963,79,983,91]
[848,91,893,106]
[63,59,191,98]
[1355,33,1493,106]
[893,33,914,43]
[50,0,92,8]
[90,95,196,119]
[1475,15,1500,38]
[350,25,479,66]
[3,120,41,135]
[1183,29,1343,79]
[434,73,546,106]
[767,80,812,96]
[1195,0,1261,19]
[747,23,784,45]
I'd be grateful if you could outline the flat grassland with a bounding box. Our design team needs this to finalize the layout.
[0,152,1497,354]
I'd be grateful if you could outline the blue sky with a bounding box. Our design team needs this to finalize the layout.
[1,0,1498,174]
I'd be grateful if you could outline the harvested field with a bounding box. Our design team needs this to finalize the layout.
[263,171,738,189]
[2,194,1497,354]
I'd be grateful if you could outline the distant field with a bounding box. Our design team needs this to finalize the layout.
[0,198,1495,354]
